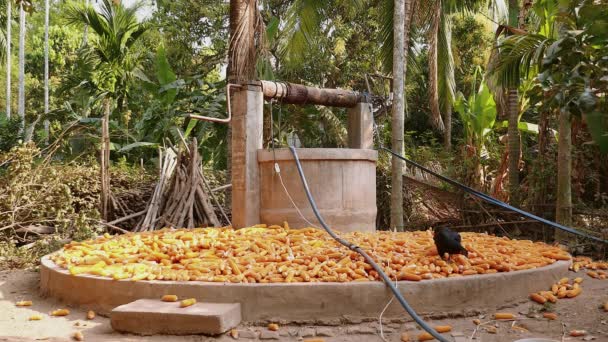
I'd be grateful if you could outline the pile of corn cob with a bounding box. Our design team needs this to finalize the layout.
[49,225,570,283]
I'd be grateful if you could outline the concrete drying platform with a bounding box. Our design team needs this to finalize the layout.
[40,255,570,323]
[111,299,241,335]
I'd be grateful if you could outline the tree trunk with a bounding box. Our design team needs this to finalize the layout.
[227,0,248,217]
[531,109,549,215]
[226,0,255,215]
[44,0,50,143]
[101,99,111,221]
[82,0,89,46]
[6,0,11,119]
[391,0,406,231]
[507,88,520,205]
[507,0,520,206]
[17,2,25,133]
[443,102,452,150]
[427,0,444,132]
[555,109,572,243]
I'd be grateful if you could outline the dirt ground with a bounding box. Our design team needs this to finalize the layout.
[0,269,607,342]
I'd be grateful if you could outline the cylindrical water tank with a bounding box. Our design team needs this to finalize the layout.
[258,148,377,232]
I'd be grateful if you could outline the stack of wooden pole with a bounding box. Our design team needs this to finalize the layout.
[135,138,220,231]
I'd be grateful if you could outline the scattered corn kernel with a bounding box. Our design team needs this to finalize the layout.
[400,332,410,342]
[179,298,196,308]
[51,309,70,317]
[494,313,515,320]
[569,330,586,337]
[161,295,179,302]
[268,323,279,331]
[530,293,547,304]
[72,331,84,341]
[16,301,32,307]
[417,332,434,341]
[28,315,43,321]
[434,325,451,333]
[230,329,238,339]
[86,310,95,320]
[543,312,558,320]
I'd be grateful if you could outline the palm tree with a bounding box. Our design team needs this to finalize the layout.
[227,0,264,83]
[64,0,148,219]
[391,0,406,231]
[505,0,521,206]
[5,0,11,119]
[487,0,578,241]
[44,0,49,142]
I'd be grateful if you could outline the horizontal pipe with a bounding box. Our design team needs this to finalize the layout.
[257,80,366,108]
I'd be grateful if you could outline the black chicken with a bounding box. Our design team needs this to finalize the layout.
[433,227,468,261]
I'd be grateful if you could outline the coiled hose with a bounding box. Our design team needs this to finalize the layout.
[288,146,449,342]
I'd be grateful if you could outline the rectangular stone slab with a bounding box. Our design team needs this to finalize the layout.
[110,299,241,335]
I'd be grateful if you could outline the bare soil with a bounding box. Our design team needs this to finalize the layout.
[0,269,606,342]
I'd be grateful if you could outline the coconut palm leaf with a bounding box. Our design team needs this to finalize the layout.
[437,10,455,117]
[487,33,553,88]
[379,0,419,75]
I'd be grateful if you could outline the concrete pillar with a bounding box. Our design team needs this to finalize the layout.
[347,102,374,149]
[231,83,264,228]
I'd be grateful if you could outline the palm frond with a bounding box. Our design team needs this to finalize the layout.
[486,33,553,88]
[379,0,418,75]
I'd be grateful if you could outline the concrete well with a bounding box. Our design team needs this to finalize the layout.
[40,256,569,323]
[258,148,377,233]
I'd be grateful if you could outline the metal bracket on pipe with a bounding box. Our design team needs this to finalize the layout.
[188,84,242,124]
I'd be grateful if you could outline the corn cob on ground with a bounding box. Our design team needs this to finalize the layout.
[49,225,571,283]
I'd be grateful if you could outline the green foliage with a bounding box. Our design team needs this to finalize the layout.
[536,1,608,152]
[454,74,497,152]
[452,15,494,98]
[62,0,149,108]
[0,143,153,269]
[0,114,23,152]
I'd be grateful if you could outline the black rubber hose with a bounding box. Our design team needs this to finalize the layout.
[288,146,449,342]
[381,147,608,244]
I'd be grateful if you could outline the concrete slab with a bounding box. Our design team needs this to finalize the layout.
[40,255,570,323]
[110,299,241,335]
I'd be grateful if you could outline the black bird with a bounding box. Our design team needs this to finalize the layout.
[433,227,468,261]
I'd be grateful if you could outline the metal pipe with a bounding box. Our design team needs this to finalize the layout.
[188,84,242,124]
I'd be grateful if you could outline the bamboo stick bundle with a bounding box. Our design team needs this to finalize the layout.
[135,138,219,231]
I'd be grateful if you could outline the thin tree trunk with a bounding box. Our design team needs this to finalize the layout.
[555,109,572,243]
[82,0,89,46]
[507,0,520,206]
[44,0,50,144]
[391,0,406,231]
[532,109,549,215]
[6,0,11,119]
[427,0,444,132]
[17,2,25,132]
[101,99,111,221]
[443,102,452,150]
[507,88,520,205]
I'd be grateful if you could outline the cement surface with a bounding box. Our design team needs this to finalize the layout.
[40,255,570,323]
[110,299,241,335]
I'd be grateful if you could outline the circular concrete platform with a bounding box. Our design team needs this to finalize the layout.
[40,256,570,323]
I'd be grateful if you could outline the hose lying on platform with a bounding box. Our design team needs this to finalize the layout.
[381,147,608,244]
[288,146,449,342]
